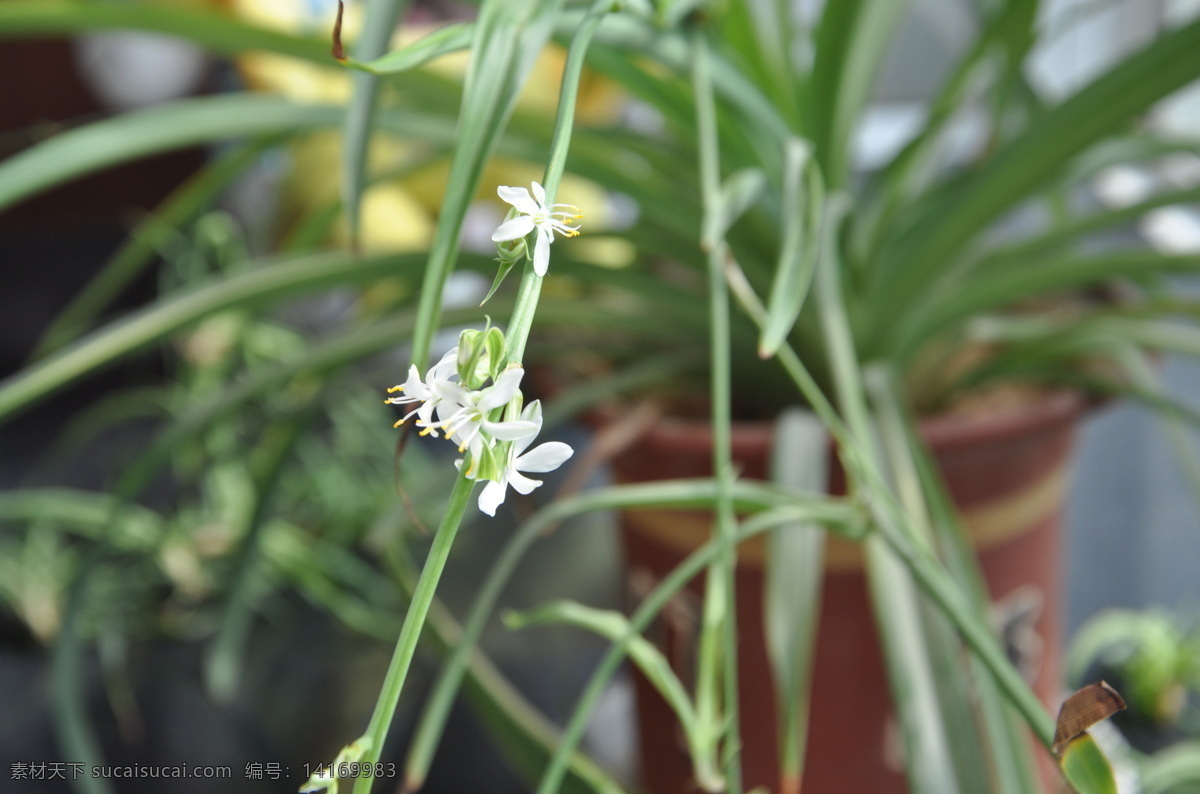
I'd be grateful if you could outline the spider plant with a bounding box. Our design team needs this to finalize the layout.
[3,1,1200,793]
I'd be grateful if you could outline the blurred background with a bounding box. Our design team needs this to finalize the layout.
[2,0,1200,792]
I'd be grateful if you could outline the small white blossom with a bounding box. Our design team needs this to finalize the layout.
[477,400,574,517]
[386,350,538,475]
[491,181,582,276]
[384,348,459,434]
[433,367,538,464]
[385,341,571,517]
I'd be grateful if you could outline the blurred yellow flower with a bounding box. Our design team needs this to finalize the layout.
[225,0,624,254]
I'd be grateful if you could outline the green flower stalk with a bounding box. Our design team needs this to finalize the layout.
[317,2,605,791]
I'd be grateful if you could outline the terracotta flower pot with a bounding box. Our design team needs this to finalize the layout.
[608,391,1086,793]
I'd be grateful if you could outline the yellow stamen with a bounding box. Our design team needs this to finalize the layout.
[419,426,435,437]
[387,385,403,393]
[393,419,405,428]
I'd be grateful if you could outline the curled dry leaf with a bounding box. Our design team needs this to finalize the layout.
[1052,681,1127,757]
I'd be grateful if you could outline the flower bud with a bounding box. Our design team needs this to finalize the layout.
[456,325,506,389]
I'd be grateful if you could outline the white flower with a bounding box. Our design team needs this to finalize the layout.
[384,348,459,434]
[386,348,534,465]
[433,367,538,464]
[491,181,582,277]
[386,348,568,506]
[477,400,574,516]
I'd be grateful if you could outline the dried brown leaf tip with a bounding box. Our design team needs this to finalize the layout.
[332,0,346,62]
[1052,681,1127,756]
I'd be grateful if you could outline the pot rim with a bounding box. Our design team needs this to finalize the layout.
[587,388,1089,454]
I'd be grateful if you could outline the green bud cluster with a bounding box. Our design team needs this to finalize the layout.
[455,322,507,389]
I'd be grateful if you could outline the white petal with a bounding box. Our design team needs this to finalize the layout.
[513,400,544,455]
[497,185,539,213]
[478,479,507,516]
[485,419,539,441]
[419,402,440,427]
[433,381,471,407]
[430,348,459,380]
[509,470,543,495]
[491,215,535,242]
[401,365,427,397]
[530,181,547,207]
[533,230,551,276]
[515,441,573,473]
[521,399,544,424]
[479,368,524,410]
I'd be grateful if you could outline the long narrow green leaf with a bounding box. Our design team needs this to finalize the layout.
[864,534,962,794]
[807,0,908,189]
[870,493,1057,749]
[0,251,419,425]
[870,366,1023,794]
[897,253,1200,354]
[764,409,828,792]
[896,404,1040,794]
[760,146,825,357]
[0,96,337,215]
[815,213,960,794]
[977,183,1200,270]
[732,238,1057,751]
[341,0,410,248]
[715,0,802,131]
[858,0,1037,265]
[585,17,793,152]
[0,1,330,63]
[984,0,1043,149]
[875,14,1200,326]
[344,21,474,74]
[1059,733,1120,794]
[0,246,716,429]
[0,94,463,218]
